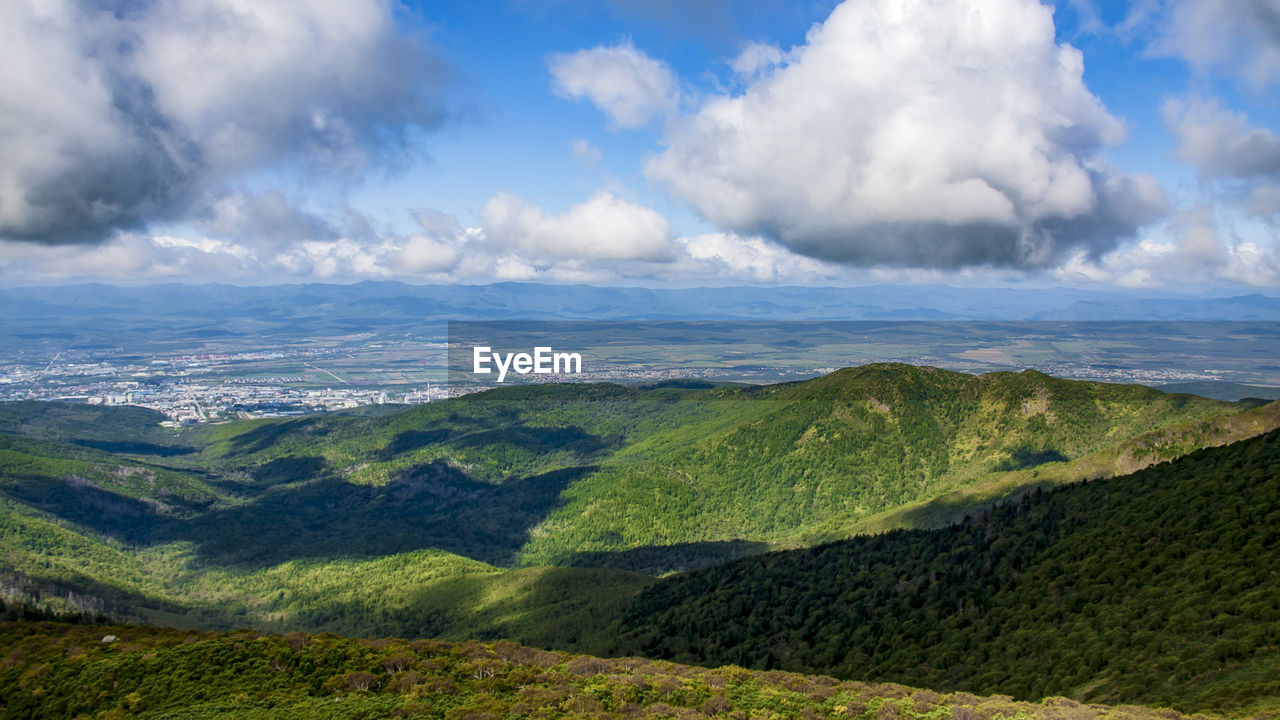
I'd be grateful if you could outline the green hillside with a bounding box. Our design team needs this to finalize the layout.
[0,401,183,452]
[818,394,1280,540]
[0,366,1271,641]
[514,365,1263,565]
[1,367,1279,715]
[608,429,1280,714]
[182,364,1259,570]
[0,621,1249,720]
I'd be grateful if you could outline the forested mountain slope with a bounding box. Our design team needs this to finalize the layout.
[608,429,1280,714]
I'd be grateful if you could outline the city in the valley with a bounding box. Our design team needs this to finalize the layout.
[2,327,1269,424]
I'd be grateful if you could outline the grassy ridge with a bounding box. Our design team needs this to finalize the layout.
[516,366,1241,563]
[0,621,1252,720]
[817,396,1280,540]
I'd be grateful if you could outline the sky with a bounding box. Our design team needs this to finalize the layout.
[0,0,1278,290]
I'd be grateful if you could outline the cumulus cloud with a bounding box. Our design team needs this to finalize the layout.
[395,236,461,275]
[1054,208,1280,288]
[0,232,254,281]
[1164,99,1280,179]
[549,41,678,128]
[478,190,679,262]
[389,210,473,276]
[271,238,389,280]
[0,187,876,285]
[730,42,784,80]
[1163,99,1280,229]
[680,233,840,282]
[0,0,446,245]
[645,0,1166,269]
[1151,0,1280,88]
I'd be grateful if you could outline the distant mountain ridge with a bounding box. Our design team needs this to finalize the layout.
[2,281,1279,324]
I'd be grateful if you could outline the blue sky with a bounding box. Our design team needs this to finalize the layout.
[1,0,1278,290]
[358,1,844,235]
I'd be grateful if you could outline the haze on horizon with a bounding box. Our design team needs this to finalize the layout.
[1,0,1278,292]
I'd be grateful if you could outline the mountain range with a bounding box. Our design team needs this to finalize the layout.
[3,366,1280,714]
[2,282,1280,338]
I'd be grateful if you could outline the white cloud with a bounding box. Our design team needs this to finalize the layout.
[1163,98,1280,229]
[549,41,678,129]
[151,234,250,259]
[0,233,253,281]
[479,190,679,262]
[1164,99,1280,178]
[1151,0,1280,89]
[645,0,1165,269]
[680,233,840,282]
[730,42,784,80]
[394,235,462,275]
[0,0,445,245]
[1219,241,1280,286]
[1052,208,1280,288]
[271,238,409,280]
[0,189,871,285]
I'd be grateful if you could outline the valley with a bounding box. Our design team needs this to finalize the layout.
[2,366,1279,715]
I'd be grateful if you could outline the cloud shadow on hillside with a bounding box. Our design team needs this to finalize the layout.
[1,475,198,544]
[561,540,772,576]
[174,459,594,569]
